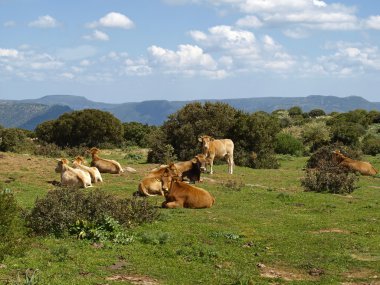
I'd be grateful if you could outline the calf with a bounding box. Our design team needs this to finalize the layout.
[198,135,234,174]
[55,158,92,188]
[72,156,103,183]
[332,150,378,176]
[161,165,215,209]
[88,147,124,174]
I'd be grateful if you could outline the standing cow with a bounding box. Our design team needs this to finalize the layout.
[198,135,234,174]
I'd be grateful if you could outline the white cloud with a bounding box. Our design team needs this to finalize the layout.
[316,42,380,77]
[0,48,19,57]
[147,44,226,78]
[365,15,380,30]
[87,12,134,29]
[125,58,152,76]
[84,30,110,41]
[28,15,60,28]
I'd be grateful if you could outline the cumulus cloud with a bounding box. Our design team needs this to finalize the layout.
[147,44,226,78]
[87,12,134,29]
[316,42,380,77]
[83,30,110,41]
[28,15,60,28]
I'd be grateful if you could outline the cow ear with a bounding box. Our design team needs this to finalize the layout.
[198,136,203,142]
[191,158,197,163]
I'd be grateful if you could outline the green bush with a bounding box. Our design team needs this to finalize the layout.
[25,187,159,237]
[361,134,380,156]
[0,189,27,261]
[303,145,359,194]
[301,159,358,194]
[274,133,304,156]
[0,128,32,153]
[35,109,124,147]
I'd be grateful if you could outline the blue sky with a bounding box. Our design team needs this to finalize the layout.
[1,0,380,103]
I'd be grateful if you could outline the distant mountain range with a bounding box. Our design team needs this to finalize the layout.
[1,95,379,130]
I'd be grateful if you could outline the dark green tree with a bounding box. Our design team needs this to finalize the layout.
[308,109,326,117]
[123,122,157,147]
[35,109,124,147]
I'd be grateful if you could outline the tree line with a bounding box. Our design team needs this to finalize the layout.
[0,103,379,168]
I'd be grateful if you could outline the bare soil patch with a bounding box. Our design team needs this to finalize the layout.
[105,274,159,284]
[310,228,350,234]
[257,263,318,281]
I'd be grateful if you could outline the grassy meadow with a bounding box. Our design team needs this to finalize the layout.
[0,149,379,284]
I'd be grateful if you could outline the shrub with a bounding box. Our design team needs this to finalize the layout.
[35,109,124,147]
[301,121,331,153]
[303,145,359,194]
[0,128,32,153]
[25,187,159,237]
[306,144,361,169]
[274,133,304,156]
[33,142,63,157]
[0,189,27,261]
[361,134,380,156]
[301,159,358,194]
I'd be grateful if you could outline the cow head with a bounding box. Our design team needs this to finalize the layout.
[198,135,213,154]
[88,147,100,155]
[332,150,346,163]
[55,158,69,173]
[161,164,180,193]
[193,154,208,173]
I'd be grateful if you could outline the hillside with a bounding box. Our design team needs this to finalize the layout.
[1,95,380,129]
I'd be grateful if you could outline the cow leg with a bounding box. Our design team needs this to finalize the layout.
[209,156,215,174]
[163,201,183,208]
[227,155,234,174]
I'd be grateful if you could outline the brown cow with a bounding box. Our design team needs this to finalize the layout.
[198,135,234,174]
[332,150,378,176]
[88,147,124,174]
[161,164,215,209]
[138,166,171,196]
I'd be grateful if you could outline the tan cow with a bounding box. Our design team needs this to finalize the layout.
[88,147,124,174]
[72,156,103,183]
[332,150,378,176]
[55,158,92,188]
[198,135,234,174]
[138,166,170,196]
[161,164,215,209]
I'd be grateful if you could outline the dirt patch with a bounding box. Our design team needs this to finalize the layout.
[105,274,159,284]
[257,263,317,281]
[343,268,379,279]
[310,228,350,234]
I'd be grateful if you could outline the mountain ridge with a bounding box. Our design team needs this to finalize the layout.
[1,95,379,130]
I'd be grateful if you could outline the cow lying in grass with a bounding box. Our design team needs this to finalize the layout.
[72,156,103,183]
[88,147,124,174]
[172,154,208,183]
[138,166,172,196]
[332,150,378,176]
[138,154,208,196]
[55,158,92,188]
[161,164,215,209]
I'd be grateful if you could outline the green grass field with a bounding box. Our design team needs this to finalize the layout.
[0,150,379,284]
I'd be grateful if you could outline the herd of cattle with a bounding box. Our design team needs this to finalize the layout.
[54,136,378,209]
